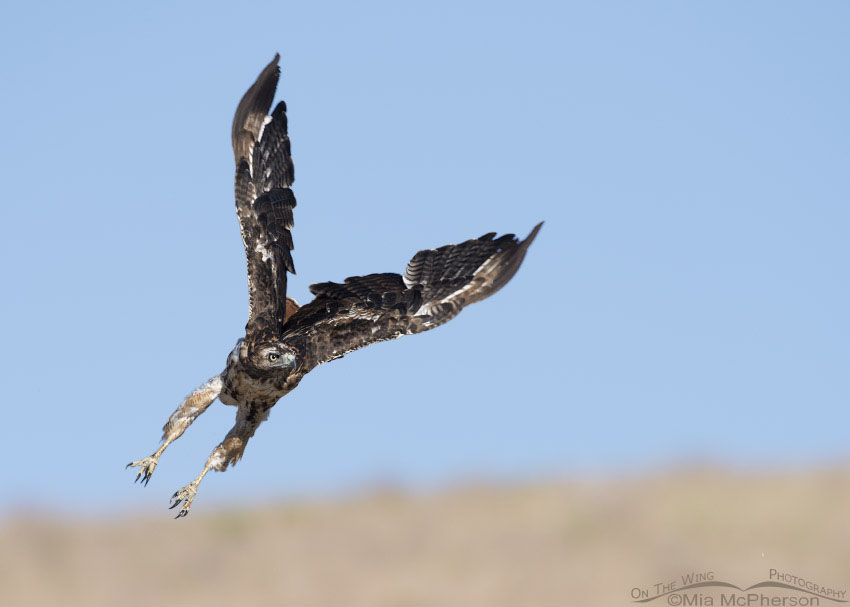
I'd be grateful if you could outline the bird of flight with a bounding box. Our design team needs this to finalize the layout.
[127,54,542,518]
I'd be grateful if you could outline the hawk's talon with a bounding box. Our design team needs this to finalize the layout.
[126,456,159,486]
[169,484,198,518]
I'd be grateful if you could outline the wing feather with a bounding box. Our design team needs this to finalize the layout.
[283,223,542,371]
[231,55,296,333]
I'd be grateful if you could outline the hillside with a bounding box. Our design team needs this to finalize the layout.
[2,469,849,606]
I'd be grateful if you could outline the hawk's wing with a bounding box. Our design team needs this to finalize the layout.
[232,54,296,334]
[282,223,542,371]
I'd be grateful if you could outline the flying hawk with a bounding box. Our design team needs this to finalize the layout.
[127,55,542,517]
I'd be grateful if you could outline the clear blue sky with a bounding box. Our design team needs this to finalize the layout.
[1,1,848,514]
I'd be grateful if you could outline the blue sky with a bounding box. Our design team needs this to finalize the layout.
[1,1,848,514]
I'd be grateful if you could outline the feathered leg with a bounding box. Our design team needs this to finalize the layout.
[126,375,223,485]
[169,404,268,518]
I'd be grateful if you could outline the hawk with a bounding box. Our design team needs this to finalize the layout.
[127,55,542,517]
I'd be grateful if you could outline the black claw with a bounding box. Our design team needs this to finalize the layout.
[134,472,141,484]
[169,499,181,509]
[143,474,151,487]
[125,462,133,469]
[175,509,189,519]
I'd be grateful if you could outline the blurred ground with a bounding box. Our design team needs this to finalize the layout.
[2,468,849,606]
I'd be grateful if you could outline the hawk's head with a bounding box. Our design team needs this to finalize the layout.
[248,340,296,371]
[235,328,298,376]
[248,339,297,374]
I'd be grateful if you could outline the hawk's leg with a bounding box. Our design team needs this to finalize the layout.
[126,375,223,486]
[169,404,268,518]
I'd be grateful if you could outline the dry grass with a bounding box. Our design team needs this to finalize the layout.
[2,468,849,606]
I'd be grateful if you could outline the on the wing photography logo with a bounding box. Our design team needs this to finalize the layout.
[631,569,846,606]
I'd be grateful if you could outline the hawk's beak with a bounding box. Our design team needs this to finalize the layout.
[282,351,297,371]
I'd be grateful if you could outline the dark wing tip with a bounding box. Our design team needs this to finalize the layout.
[263,52,281,74]
[231,55,282,160]
[247,54,282,102]
[523,221,544,246]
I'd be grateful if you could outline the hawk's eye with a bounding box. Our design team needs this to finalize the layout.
[268,353,279,362]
